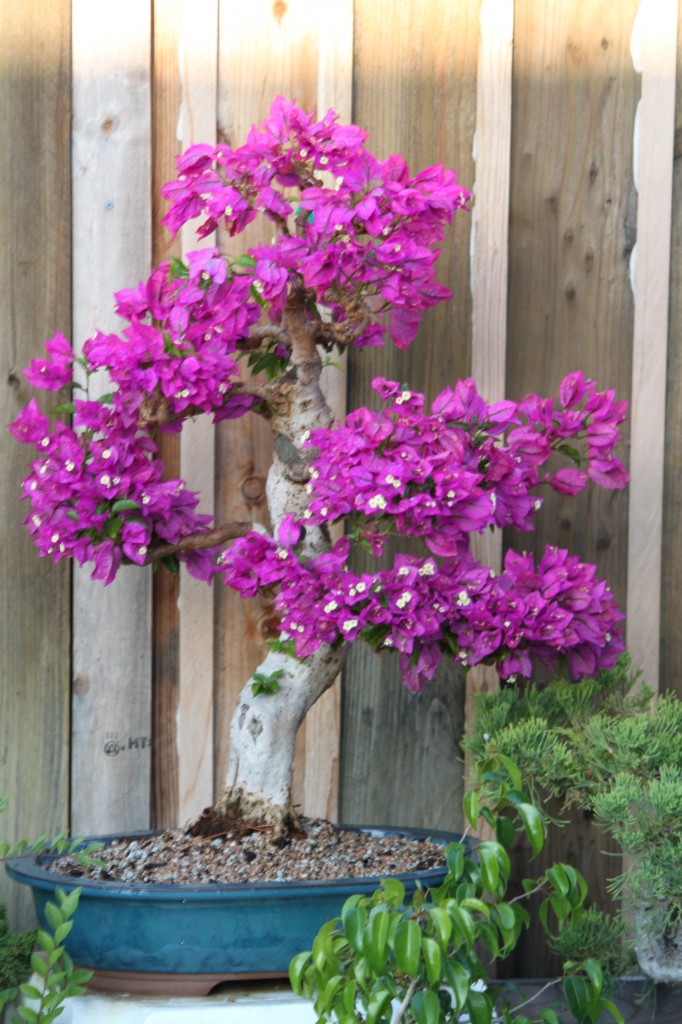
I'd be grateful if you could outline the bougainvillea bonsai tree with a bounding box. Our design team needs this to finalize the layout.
[10,97,629,836]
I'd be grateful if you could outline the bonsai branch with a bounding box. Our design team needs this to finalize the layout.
[148,521,261,562]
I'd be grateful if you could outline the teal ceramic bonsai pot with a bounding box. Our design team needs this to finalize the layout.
[6,825,456,995]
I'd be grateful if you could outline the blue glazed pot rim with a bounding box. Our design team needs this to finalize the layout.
[5,824,461,900]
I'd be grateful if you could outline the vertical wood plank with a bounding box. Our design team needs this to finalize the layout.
[301,0,354,822]
[465,0,514,742]
[503,0,640,977]
[176,0,219,824]
[341,0,479,831]
[0,0,71,929]
[71,1,153,835]
[151,0,183,827]
[626,0,679,691]
[214,0,333,816]
[660,3,682,699]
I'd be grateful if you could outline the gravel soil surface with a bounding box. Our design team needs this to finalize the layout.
[47,813,447,886]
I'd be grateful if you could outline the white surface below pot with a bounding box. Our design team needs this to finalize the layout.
[20,983,488,1023]
[23,983,318,1024]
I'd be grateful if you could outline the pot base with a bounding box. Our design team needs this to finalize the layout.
[88,968,287,997]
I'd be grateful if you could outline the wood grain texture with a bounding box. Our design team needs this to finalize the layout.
[151,0,182,828]
[176,0,219,824]
[505,0,638,622]
[214,0,351,820]
[502,0,640,977]
[70,1,153,834]
[341,0,479,832]
[301,0,353,822]
[465,0,514,747]
[0,0,72,930]
[626,0,679,691]
[660,3,682,698]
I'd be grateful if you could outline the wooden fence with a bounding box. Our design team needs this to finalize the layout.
[1,0,681,973]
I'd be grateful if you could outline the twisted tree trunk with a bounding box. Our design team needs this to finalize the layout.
[216,297,347,833]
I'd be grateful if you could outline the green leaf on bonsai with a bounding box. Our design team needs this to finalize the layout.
[111,499,141,513]
[252,669,284,696]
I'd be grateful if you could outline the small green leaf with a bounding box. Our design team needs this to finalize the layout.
[516,802,544,855]
[445,842,465,880]
[44,902,63,932]
[583,957,603,997]
[394,919,421,977]
[411,990,441,1024]
[460,897,491,918]
[496,754,523,792]
[558,442,581,464]
[52,402,76,416]
[380,878,405,906]
[103,516,122,540]
[364,910,389,971]
[111,499,141,513]
[463,789,480,829]
[447,905,476,949]
[30,954,49,978]
[563,976,589,1020]
[443,960,470,1013]
[467,989,493,1024]
[19,983,43,1001]
[422,936,442,986]
[495,814,516,849]
[233,254,257,270]
[169,257,189,279]
[365,987,393,1024]
[316,974,344,1014]
[54,921,73,945]
[477,843,500,894]
[58,888,81,919]
[36,930,55,954]
[341,903,367,954]
[600,999,625,1024]
[251,669,283,696]
[342,979,357,1016]
[427,906,452,948]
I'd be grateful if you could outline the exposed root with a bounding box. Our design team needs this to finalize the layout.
[214,788,302,841]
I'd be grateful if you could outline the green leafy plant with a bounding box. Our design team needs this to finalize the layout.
[465,657,682,977]
[291,765,624,1024]
[0,905,34,994]
[0,799,97,1021]
[545,908,634,987]
[0,888,93,1024]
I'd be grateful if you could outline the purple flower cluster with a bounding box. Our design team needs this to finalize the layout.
[220,517,624,692]
[161,96,470,349]
[84,249,262,427]
[219,370,628,689]
[298,372,628,554]
[10,393,215,584]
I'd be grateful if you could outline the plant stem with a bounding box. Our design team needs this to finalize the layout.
[393,976,419,1024]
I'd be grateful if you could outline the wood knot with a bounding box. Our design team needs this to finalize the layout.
[241,475,266,503]
[272,0,287,21]
[73,672,90,696]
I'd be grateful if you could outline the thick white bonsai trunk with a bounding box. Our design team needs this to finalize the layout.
[217,644,345,831]
[217,300,346,831]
